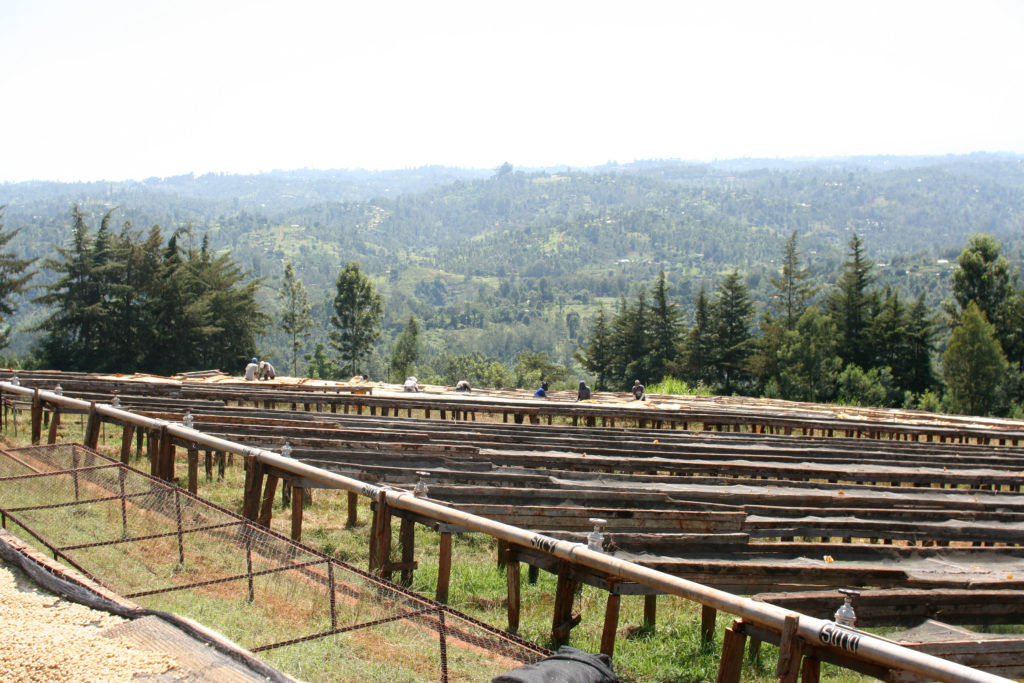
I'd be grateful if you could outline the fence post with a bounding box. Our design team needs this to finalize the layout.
[30,389,42,444]
[47,405,61,444]
[84,402,101,449]
[716,620,748,683]
[119,424,135,463]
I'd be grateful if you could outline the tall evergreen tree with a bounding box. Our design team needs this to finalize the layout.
[647,271,682,384]
[278,261,313,376]
[612,290,651,389]
[389,315,421,383]
[0,207,36,351]
[680,288,715,388]
[773,307,842,403]
[574,306,614,390]
[711,271,755,395]
[329,262,383,377]
[826,234,879,370]
[752,231,816,388]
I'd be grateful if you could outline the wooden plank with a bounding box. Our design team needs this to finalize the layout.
[716,621,747,683]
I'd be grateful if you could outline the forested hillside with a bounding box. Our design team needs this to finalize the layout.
[1,154,1022,403]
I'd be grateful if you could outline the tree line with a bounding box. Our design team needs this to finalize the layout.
[2,203,1023,418]
[576,232,1024,417]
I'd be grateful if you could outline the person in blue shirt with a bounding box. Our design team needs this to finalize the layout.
[534,381,549,398]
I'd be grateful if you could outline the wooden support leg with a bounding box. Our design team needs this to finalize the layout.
[551,561,580,647]
[776,614,802,683]
[437,531,452,604]
[346,491,358,527]
[119,424,135,463]
[242,456,265,521]
[84,402,101,449]
[204,450,213,481]
[399,517,416,587]
[369,494,393,579]
[187,446,199,494]
[30,391,42,445]
[291,486,304,541]
[47,407,61,444]
[158,426,175,481]
[643,594,657,630]
[800,656,820,683]
[600,593,621,657]
[716,620,748,683]
[506,549,521,633]
[701,604,717,644]
[216,451,225,479]
[148,429,159,476]
[257,475,280,527]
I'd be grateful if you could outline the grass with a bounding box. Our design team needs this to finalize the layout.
[0,415,876,682]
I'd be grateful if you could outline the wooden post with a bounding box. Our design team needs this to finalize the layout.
[187,446,199,494]
[716,620,748,683]
[257,475,280,527]
[47,406,61,444]
[776,614,802,683]
[84,402,101,449]
[242,455,265,521]
[551,560,580,647]
[148,428,160,477]
[800,656,821,683]
[437,531,452,604]
[30,390,43,445]
[701,604,718,644]
[158,426,174,481]
[369,492,392,577]
[600,593,621,657]
[643,594,657,629]
[399,516,416,587]
[291,485,304,541]
[204,450,213,481]
[505,546,521,633]
[119,424,135,463]
[346,491,358,527]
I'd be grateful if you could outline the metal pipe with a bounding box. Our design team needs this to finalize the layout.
[0,383,1010,682]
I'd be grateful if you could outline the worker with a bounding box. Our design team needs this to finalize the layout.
[259,360,276,380]
[631,379,646,401]
[534,381,549,398]
[403,376,421,392]
[244,357,259,381]
[454,380,472,392]
[577,380,592,401]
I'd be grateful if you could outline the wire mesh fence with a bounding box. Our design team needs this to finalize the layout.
[0,443,550,682]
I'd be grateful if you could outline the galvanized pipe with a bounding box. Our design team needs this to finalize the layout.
[0,383,1011,682]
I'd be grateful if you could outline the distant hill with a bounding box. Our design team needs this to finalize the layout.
[2,154,1022,368]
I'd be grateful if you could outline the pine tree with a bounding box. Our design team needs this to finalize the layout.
[279,261,313,376]
[574,306,615,391]
[389,315,421,382]
[711,271,755,395]
[0,207,36,351]
[826,234,879,370]
[647,271,682,384]
[680,288,715,388]
[329,262,383,377]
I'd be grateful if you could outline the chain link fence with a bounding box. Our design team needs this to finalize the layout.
[0,443,549,682]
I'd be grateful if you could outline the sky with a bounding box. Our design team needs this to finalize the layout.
[2,0,1023,183]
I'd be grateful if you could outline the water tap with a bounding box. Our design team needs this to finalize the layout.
[834,588,860,627]
[414,471,430,497]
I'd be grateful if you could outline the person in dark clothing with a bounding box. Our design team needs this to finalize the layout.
[576,381,592,401]
[454,380,471,392]
[534,382,549,398]
[631,379,646,401]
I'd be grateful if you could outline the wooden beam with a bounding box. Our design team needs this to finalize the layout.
[257,475,279,527]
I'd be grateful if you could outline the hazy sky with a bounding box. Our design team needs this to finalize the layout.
[2,0,1023,182]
